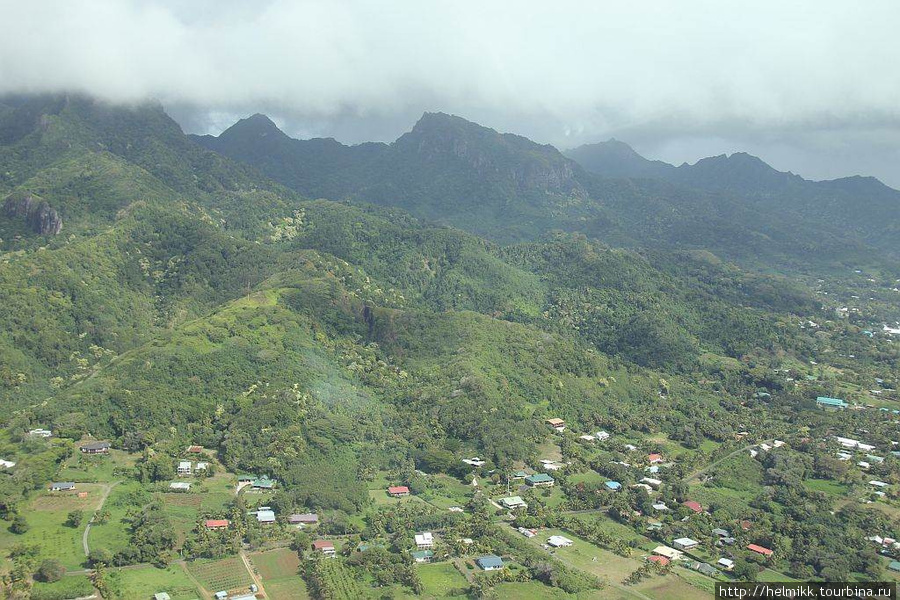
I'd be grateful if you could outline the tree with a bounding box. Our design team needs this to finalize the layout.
[89,547,113,566]
[10,515,28,534]
[36,558,66,582]
[66,510,83,528]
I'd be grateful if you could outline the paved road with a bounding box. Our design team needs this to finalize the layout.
[82,481,120,557]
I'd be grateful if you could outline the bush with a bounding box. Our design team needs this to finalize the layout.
[36,558,66,582]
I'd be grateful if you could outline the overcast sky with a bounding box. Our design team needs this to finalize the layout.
[2,0,899,186]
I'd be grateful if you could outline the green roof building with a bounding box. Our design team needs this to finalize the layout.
[816,396,848,409]
[525,473,555,487]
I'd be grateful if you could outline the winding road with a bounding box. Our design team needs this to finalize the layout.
[82,481,120,557]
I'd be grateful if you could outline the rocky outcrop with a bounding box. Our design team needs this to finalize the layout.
[3,193,62,235]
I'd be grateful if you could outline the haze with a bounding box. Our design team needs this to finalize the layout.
[2,0,899,186]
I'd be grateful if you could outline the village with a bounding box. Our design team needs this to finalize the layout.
[7,379,900,600]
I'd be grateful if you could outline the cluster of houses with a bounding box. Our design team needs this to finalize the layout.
[649,529,772,574]
[177,460,209,476]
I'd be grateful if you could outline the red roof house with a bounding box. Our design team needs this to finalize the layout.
[205,519,229,530]
[747,544,773,557]
[186,445,203,454]
[648,453,663,464]
[388,485,410,497]
[683,501,703,513]
[312,540,336,555]
[648,555,670,566]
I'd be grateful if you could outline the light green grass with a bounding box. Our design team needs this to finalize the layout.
[105,564,202,600]
[804,478,849,496]
[250,547,301,580]
[416,562,469,598]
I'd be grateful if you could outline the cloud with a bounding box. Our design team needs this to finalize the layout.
[2,0,900,184]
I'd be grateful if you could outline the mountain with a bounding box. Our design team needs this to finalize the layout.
[566,140,900,254]
[196,113,900,272]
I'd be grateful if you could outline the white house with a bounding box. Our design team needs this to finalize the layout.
[169,482,191,491]
[652,546,684,560]
[414,532,434,549]
[0,459,16,469]
[673,537,699,550]
[547,535,573,548]
[869,480,889,488]
[177,461,192,476]
[595,431,610,441]
[717,558,735,571]
[256,510,276,524]
[29,428,52,438]
[641,477,662,488]
[462,457,486,467]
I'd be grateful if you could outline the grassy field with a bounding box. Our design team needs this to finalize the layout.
[55,449,137,482]
[88,480,146,556]
[804,478,849,496]
[633,574,711,600]
[105,564,202,600]
[523,527,641,584]
[30,575,94,600]
[416,562,469,598]
[186,556,254,594]
[368,489,431,506]
[250,547,301,580]
[0,496,88,569]
[265,577,311,600]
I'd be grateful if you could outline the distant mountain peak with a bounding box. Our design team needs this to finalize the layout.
[219,113,285,141]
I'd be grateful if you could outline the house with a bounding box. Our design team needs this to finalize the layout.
[525,473,555,487]
[476,555,504,571]
[869,480,889,488]
[673,537,699,551]
[595,431,611,441]
[195,462,208,471]
[251,477,276,490]
[717,558,735,571]
[648,555,670,566]
[80,441,110,454]
[648,453,663,464]
[230,594,257,600]
[500,496,528,509]
[683,501,703,514]
[448,506,464,513]
[645,465,659,474]
[256,510,276,524]
[0,459,16,469]
[511,470,528,479]
[817,396,849,409]
[545,418,566,432]
[214,593,227,600]
[712,528,730,538]
[641,477,662,488]
[722,537,736,546]
[547,535,573,548]
[288,513,319,525]
[388,485,410,497]
[632,483,653,493]
[652,545,684,560]
[747,544,773,557]
[462,457,486,467]
[205,519,229,530]
[415,532,434,549]
[542,462,562,471]
[312,539,336,556]
[154,594,172,600]
[29,428,52,438]
[695,562,718,577]
[517,527,537,538]
[579,435,596,442]
[169,482,191,491]
[177,461,192,476]
[858,461,871,469]
[652,502,669,511]
[412,550,434,563]
[604,481,622,491]
[890,561,900,572]
[49,482,75,492]
[186,445,203,454]
[237,474,255,483]
[867,455,885,464]
[624,444,638,451]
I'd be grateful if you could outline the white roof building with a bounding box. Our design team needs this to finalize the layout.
[652,545,683,560]
[717,558,735,570]
[869,480,889,488]
[673,537,699,550]
[547,535,573,547]
[0,459,16,469]
[169,482,191,491]
[500,496,528,509]
[415,532,434,548]
[595,431,610,441]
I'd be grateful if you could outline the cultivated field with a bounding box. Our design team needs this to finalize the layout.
[186,556,254,594]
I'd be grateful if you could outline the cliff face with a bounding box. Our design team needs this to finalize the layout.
[3,193,63,235]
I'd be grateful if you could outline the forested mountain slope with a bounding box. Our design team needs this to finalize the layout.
[196,112,900,273]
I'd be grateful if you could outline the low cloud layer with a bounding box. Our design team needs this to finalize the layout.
[2,0,899,185]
